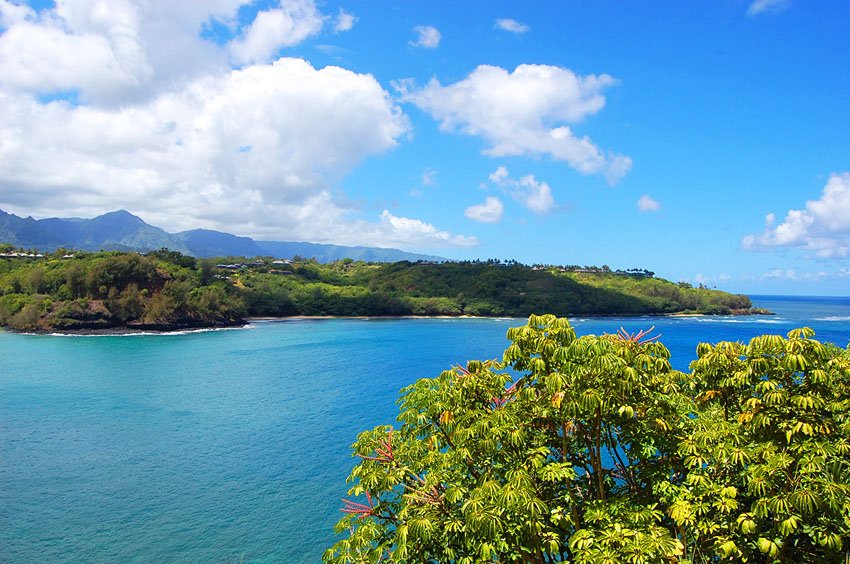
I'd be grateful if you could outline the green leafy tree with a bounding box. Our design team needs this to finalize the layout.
[325,316,850,563]
[143,291,177,324]
[660,328,850,562]
[8,302,41,331]
[325,315,688,563]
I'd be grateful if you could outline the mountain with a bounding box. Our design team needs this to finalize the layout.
[0,209,446,263]
[0,209,187,254]
[173,229,264,258]
[255,240,445,263]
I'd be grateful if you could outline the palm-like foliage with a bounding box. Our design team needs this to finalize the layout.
[325,315,850,563]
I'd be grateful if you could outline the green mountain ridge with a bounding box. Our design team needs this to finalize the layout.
[0,209,445,263]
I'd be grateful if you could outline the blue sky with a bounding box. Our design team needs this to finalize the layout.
[0,1,848,295]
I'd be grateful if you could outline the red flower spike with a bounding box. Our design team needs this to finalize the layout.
[341,491,376,519]
[356,430,395,464]
[406,485,444,507]
[616,326,661,345]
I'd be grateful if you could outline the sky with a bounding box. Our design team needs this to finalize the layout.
[0,0,848,295]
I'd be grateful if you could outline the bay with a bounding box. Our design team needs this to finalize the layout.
[1,295,849,562]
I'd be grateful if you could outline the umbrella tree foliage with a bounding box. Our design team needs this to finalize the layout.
[324,315,850,563]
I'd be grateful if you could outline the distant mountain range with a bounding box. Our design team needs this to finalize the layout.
[0,209,446,263]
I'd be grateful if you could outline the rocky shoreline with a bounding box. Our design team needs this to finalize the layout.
[2,306,778,336]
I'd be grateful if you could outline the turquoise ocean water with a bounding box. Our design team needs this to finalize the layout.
[2,295,849,562]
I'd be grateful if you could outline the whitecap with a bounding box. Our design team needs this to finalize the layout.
[32,325,249,338]
[692,318,783,324]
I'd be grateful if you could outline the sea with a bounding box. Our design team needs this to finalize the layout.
[2,295,849,563]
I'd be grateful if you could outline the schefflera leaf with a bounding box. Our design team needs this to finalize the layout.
[325,317,850,563]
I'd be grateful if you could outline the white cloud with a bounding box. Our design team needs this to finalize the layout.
[333,8,356,32]
[488,166,555,214]
[228,0,325,65]
[685,272,732,285]
[0,0,35,27]
[0,0,255,104]
[0,0,154,103]
[465,196,504,223]
[747,0,790,16]
[378,211,477,247]
[764,212,775,226]
[402,64,631,184]
[494,18,529,34]
[761,268,849,282]
[422,169,437,186]
[489,166,509,184]
[637,194,661,212]
[0,58,482,248]
[0,1,480,250]
[742,173,850,258]
[410,25,440,49]
[0,1,334,102]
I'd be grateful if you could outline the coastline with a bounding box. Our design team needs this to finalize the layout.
[3,320,247,337]
[2,308,778,336]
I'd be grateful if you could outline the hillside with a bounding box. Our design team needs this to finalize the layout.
[237,260,757,317]
[0,209,444,263]
[0,250,764,332]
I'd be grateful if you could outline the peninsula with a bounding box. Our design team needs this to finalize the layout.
[0,247,767,333]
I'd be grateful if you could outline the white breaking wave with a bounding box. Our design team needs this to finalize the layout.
[813,316,850,322]
[692,317,783,324]
[35,326,250,338]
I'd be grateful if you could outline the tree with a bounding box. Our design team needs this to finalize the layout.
[661,328,850,562]
[325,315,850,563]
[197,259,216,286]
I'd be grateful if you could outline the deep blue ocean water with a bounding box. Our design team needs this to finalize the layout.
[2,295,849,562]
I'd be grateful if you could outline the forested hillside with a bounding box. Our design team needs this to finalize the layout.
[0,248,762,332]
[238,260,755,317]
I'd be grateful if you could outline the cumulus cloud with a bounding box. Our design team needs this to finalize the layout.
[637,194,661,212]
[401,64,631,184]
[334,8,356,32]
[0,0,35,27]
[410,25,440,49]
[0,0,337,103]
[0,2,476,250]
[692,272,732,286]
[494,18,529,34]
[0,58,406,205]
[488,166,555,214]
[742,173,850,258]
[378,211,477,247]
[760,268,850,282]
[227,0,325,64]
[0,0,154,103]
[747,0,790,16]
[0,58,472,248]
[465,196,504,223]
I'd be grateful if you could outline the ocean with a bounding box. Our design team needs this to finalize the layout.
[1,295,849,562]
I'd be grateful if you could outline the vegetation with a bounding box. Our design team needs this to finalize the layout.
[325,315,850,563]
[0,248,761,332]
[236,258,755,318]
[0,248,245,331]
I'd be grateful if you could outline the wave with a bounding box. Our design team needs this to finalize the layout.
[34,326,251,338]
[691,317,784,324]
[813,316,850,322]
